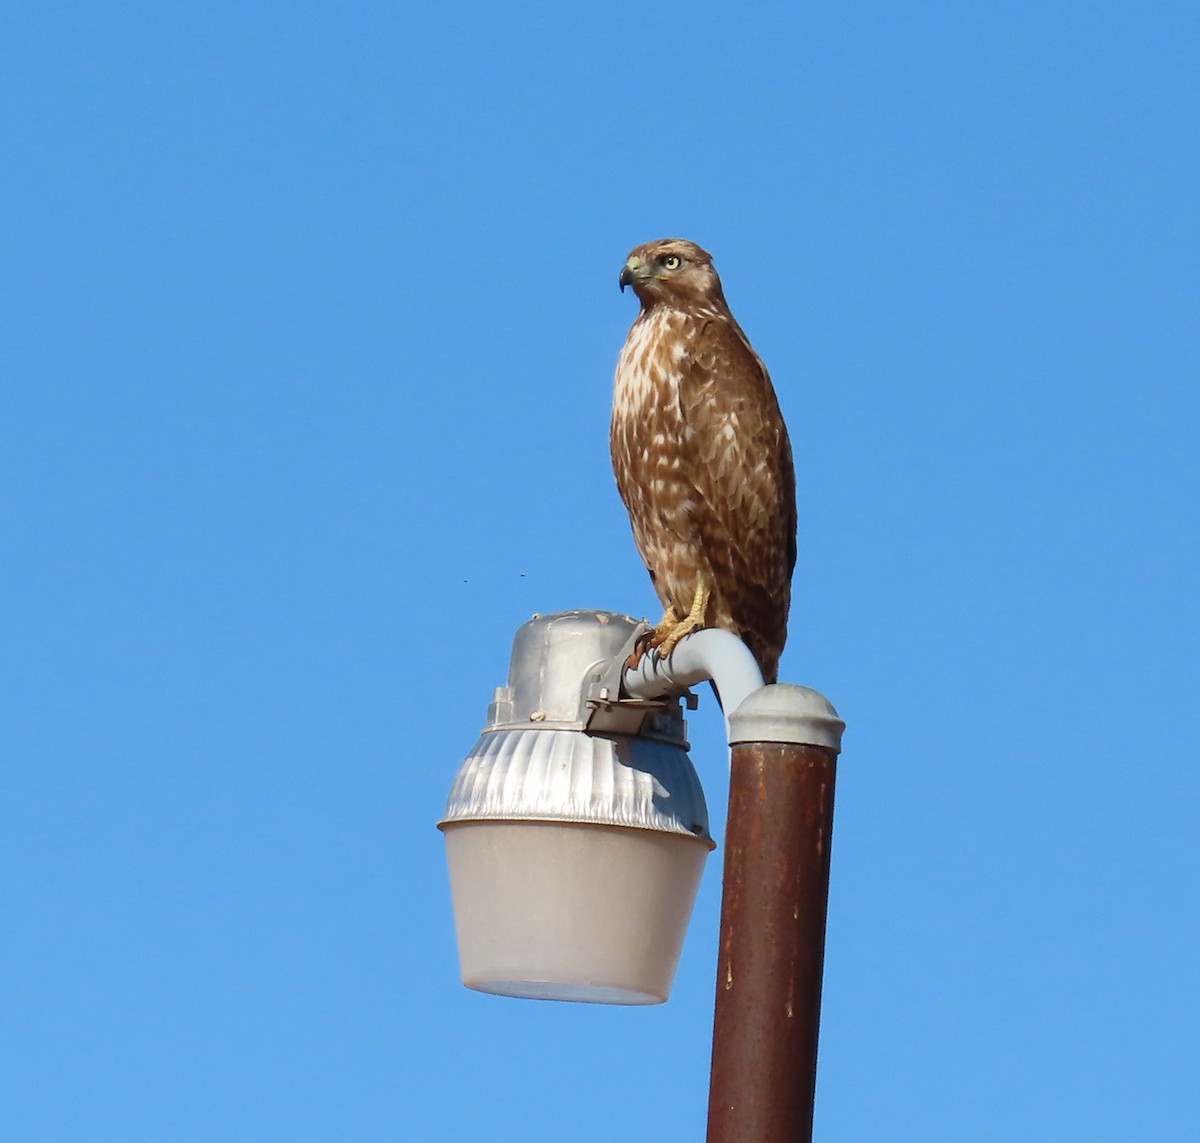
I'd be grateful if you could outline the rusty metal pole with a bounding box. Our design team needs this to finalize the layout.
[707,685,845,1143]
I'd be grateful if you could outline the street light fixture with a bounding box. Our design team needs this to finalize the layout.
[439,610,714,1004]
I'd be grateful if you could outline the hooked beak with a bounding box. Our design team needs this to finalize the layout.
[619,255,645,293]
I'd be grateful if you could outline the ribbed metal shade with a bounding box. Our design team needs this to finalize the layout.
[443,726,713,842]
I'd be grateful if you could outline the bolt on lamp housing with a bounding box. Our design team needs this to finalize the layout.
[439,610,715,1005]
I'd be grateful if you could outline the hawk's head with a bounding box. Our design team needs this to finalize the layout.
[619,238,727,312]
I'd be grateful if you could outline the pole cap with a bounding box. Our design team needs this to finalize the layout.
[728,684,845,752]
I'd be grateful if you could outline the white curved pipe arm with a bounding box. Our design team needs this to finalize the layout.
[620,628,765,739]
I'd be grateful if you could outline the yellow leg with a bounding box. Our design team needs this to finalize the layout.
[654,582,710,659]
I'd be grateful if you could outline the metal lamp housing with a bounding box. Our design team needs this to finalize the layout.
[439,611,714,1005]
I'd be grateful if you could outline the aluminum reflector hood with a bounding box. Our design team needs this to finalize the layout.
[438,610,713,847]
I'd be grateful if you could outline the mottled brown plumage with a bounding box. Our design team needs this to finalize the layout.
[611,238,796,683]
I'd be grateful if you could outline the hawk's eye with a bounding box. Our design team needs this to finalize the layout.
[662,254,682,271]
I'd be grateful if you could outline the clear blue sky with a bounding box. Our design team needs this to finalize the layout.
[3,2,1197,1139]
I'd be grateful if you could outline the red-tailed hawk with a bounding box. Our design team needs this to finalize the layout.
[612,238,796,684]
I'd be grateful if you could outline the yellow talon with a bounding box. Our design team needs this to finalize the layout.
[626,607,679,670]
[653,583,710,660]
